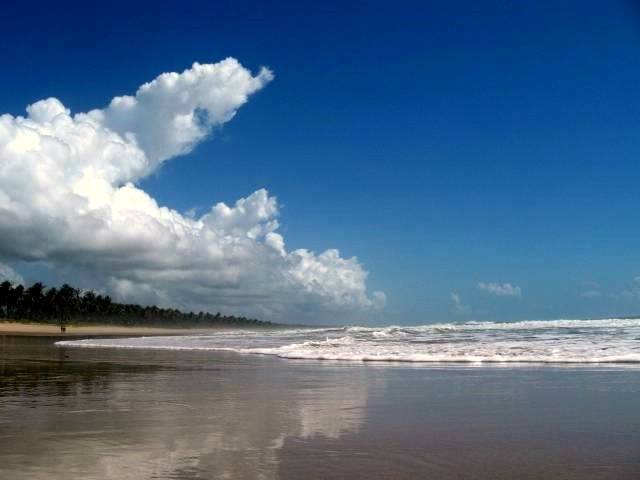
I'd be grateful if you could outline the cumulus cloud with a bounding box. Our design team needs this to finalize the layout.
[90,60,274,174]
[477,282,522,297]
[0,58,384,320]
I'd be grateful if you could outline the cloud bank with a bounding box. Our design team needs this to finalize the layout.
[0,58,384,320]
[477,282,522,297]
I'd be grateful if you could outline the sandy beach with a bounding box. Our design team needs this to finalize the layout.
[1,334,640,479]
[0,321,204,337]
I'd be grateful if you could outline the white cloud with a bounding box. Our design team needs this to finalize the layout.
[0,58,384,321]
[0,262,23,285]
[450,292,471,314]
[477,282,522,297]
[90,59,274,175]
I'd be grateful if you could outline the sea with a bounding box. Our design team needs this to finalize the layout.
[57,318,640,365]
[2,318,640,479]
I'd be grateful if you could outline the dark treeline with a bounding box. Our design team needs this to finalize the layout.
[0,281,271,329]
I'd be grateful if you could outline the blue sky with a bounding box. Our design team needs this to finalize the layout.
[1,0,640,323]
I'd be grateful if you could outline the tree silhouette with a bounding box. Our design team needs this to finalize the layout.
[25,282,45,320]
[0,281,11,318]
[0,280,271,329]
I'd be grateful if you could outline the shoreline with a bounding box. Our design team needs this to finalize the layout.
[0,321,209,338]
[2,339,639,479]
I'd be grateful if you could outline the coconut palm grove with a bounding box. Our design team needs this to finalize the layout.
[0,281,270,329]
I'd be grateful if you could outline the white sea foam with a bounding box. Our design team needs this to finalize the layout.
[55,318,640,365]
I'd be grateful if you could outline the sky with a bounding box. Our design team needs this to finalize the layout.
[1,0,640,324]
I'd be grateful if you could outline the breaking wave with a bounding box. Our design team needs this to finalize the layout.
[56,318,640,365]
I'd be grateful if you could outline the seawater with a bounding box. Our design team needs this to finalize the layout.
[56,318,640,365]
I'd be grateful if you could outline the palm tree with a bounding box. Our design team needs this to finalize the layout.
[56,284,80,331]
[25,282,45,321]
[0,279,270,328]
[0,281,11,318]
[81,290,97,320]
[8,284,24,319]
[43,287,58,321]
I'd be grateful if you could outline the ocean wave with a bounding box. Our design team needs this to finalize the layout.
[56,318,640,366]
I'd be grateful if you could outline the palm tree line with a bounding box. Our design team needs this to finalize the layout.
[0,280,271,329]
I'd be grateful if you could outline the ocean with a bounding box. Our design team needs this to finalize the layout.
[2,319,640,479]
[57,318,640,365]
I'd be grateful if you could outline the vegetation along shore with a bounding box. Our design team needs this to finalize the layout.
[0,280,273,332]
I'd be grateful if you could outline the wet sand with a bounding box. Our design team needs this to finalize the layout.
[1,335,639,479]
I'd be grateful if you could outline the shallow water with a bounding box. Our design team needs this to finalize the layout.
[1,334,640,479]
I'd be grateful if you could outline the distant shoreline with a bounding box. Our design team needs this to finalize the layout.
[0,321,216,338]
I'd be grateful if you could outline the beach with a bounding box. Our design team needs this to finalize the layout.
[3,3,639,479]
[0,321,212,337]
[1,332,639,479]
